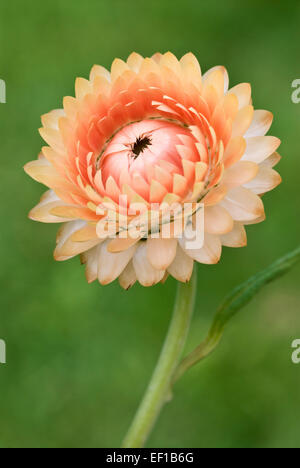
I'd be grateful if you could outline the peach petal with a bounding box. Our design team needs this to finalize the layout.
[227,83,251,109]
[261,152,281,168]
[224,136,247,168]
[204,205,234,235]
[173,173,188,196]
[242,136,281,164]
[220,186,265,222]
[29,190,71,223]
[244,166,282,194]
[75,77,93,100]
[202,184,227,206]
[221,222,247,247]
[222,161,259,189]
[111,58,130,82]
[50,205,100,221]
[245,110,273,137]
[81,245,101,284]
[107,236,141,254]
[167,244,194,282]
[119,261,137,289]
[127,52,144,73]
[146,238,177,270]
[71,223,97,242]
[195,162,208,182]
[181,233,222,265]
[89,64,111,82]
[150,180,168,203]
[133,243,165,286]
[98,240,136,285]
[39,127,65,153]
[55,220,100,261]
[231,105,254,137]
[41,109,65,130]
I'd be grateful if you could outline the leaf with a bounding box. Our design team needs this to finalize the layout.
[172,245,300,384]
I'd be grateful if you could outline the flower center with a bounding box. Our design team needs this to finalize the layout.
[99,120,197,187]
[131,135,152,159]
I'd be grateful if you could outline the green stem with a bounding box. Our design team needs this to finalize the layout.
[122,268,197,448]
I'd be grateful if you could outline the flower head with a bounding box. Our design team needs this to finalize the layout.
[24,52,281,288]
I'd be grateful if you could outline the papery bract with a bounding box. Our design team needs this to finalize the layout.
[25,52,282,288]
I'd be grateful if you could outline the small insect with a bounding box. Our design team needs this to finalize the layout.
[131,134,152,159]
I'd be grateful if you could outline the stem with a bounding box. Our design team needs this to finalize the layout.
[122,268,197,448]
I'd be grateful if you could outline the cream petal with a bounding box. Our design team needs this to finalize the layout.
[204,205,234,235]
[24,159,66,190]
[81,245,101,283]
[180,233,222,265]
[244,110,273,137]
[167,245,194,282]
[39,127,65,153]
[231,105,254,137]
[203,66,229,93]
[146,238,177,270]
[243,214,266,225]
[89,65,111,82]
[227,83,251,109]
[41,109,65,130]
[98,240,137,285]
[244,166,282,194]
[111,58,130,82]
[54,221,100,261]
[220,186,265,222]
[261,152,281,168]
[222,161,259,189]
[180,53,202,88]
[75,77,93,100]
[242,136,281,164]
[127,52,144,73]
[119,261,137,289]
[29,190,71,223]
[221,222,247,247]
[133,243,165,286]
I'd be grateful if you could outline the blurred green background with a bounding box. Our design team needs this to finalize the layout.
[0,0,299,448]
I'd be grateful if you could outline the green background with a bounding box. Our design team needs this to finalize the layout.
[0,0,299,448]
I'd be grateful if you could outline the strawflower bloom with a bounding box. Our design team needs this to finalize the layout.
[24,52,281,288]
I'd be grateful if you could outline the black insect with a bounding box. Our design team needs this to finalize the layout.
[131,135,152,158]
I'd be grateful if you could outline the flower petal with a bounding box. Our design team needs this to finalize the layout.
[81,245,101,283]
[98,240,137,285]
[119,261,137,289]
[180,233,222,264]
[244,110,273,137]
[204,205,234,235]
[54,221,100,261]
[146,238,177,270]
[242,136,281,164]
[244,166,282,194]
[29,190,71,223]
[220,186,265,222]
[221,222,247,247]
[133,243,165,286]
[167,245,194,282]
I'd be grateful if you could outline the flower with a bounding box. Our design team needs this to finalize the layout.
[24,52,282,288]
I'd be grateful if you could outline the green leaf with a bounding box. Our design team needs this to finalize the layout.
[172,245,300,384]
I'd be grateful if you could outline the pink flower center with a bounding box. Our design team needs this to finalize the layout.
[99,120,196,185]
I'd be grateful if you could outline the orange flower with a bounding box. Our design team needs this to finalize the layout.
[24,52,281,288]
